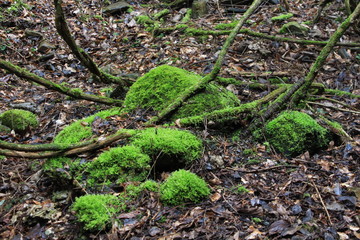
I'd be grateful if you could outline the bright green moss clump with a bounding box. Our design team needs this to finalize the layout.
[72,194,125,231]
[0,109,38,132]
[271,13,294,22]
[87,145,151,186]
[131,127,202,165]
[160,169,210,205]
[265,111,330,157]
[123,65,239,120]
[53,108,122,144]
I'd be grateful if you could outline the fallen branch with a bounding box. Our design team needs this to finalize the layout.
[0,60,122,106]
[54,0,130,86]
[0,130,133,159]
[152,26,360,48]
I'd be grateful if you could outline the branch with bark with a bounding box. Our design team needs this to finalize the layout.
[0,130,132,159]
[0,60,122,106]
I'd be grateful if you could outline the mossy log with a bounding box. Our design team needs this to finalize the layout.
[152,26,360,47]
[0,130,132,159]
[0,60,122,106]
[148,0,263,124]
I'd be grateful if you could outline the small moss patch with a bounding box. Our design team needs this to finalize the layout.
[160,169,210,205]
[86,145,151,186]
[130,127,202,170]
[265,111,330,157]
[271,13,294,22]
[0,109,38,132]
[72,194,125,231]
[123,65,240,120]
[279,22,309,36]
[53,108,122,144]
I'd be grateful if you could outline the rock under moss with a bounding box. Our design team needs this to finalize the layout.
[160,169,210,205]
[130,127,202,170]
[123,65,240,120]
[53,108,122,145]
[72,194,126,231]
[279,22,309,36]
[0,109,38,133]
[86,145,151,186]
[265,111,330,157]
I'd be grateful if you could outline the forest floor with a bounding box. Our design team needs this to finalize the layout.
[0,0,359,239]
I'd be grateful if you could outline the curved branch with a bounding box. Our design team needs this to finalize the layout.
[0,130,133,159]
[53,0,129,86]
[0,59,122,106]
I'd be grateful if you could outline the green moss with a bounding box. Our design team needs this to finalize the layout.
[87,145,151,186]
[232,184,250,194]
[136,15,155,25]
[125,180,160,197]
[265,111,330,157]
[0,124,11,133]
[215,21,238,30]
[279,22,309,36]
[123,65,239,119]
[72,194,125,231]
[43,157,87,184]
[130,127,202,165]
[0,109,38,132]
[271,13,294,21]
[53,108,122,144]
[160,169,210,205]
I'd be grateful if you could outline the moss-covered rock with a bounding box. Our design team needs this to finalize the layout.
[123,65,240,120]
[160,169,210,205]
[72,194,125,231]
[265,111,330,157]
[130,127,202,170]
[43,157,87,184]
[86,145,151,186]
[0,124,11,133]
[0,109,38,133]
[279,22,309,36]
[53,108,122,145]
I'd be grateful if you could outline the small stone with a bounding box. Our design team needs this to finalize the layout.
[38,40,55,53]
[291,204,302,215]
[149,226,161,236]
[209,155,224,168]
[102,1,130,14]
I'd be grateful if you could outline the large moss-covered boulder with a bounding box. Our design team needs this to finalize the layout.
[130,127,202,170]
[123,65,240,120]
[0,109,38,133]
[86,145,151,186]
[265,111,330,157]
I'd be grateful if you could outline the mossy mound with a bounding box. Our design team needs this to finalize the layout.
[160,169,210,205]
[0,109,38,133]
[279,22,309,36]
[53,108,122,145]
[123,65,240,120]
[130,127,202,170]
[43,157,87,184]
[87,145,151,186]
[265,111,330,157]
[72,194,126,231]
